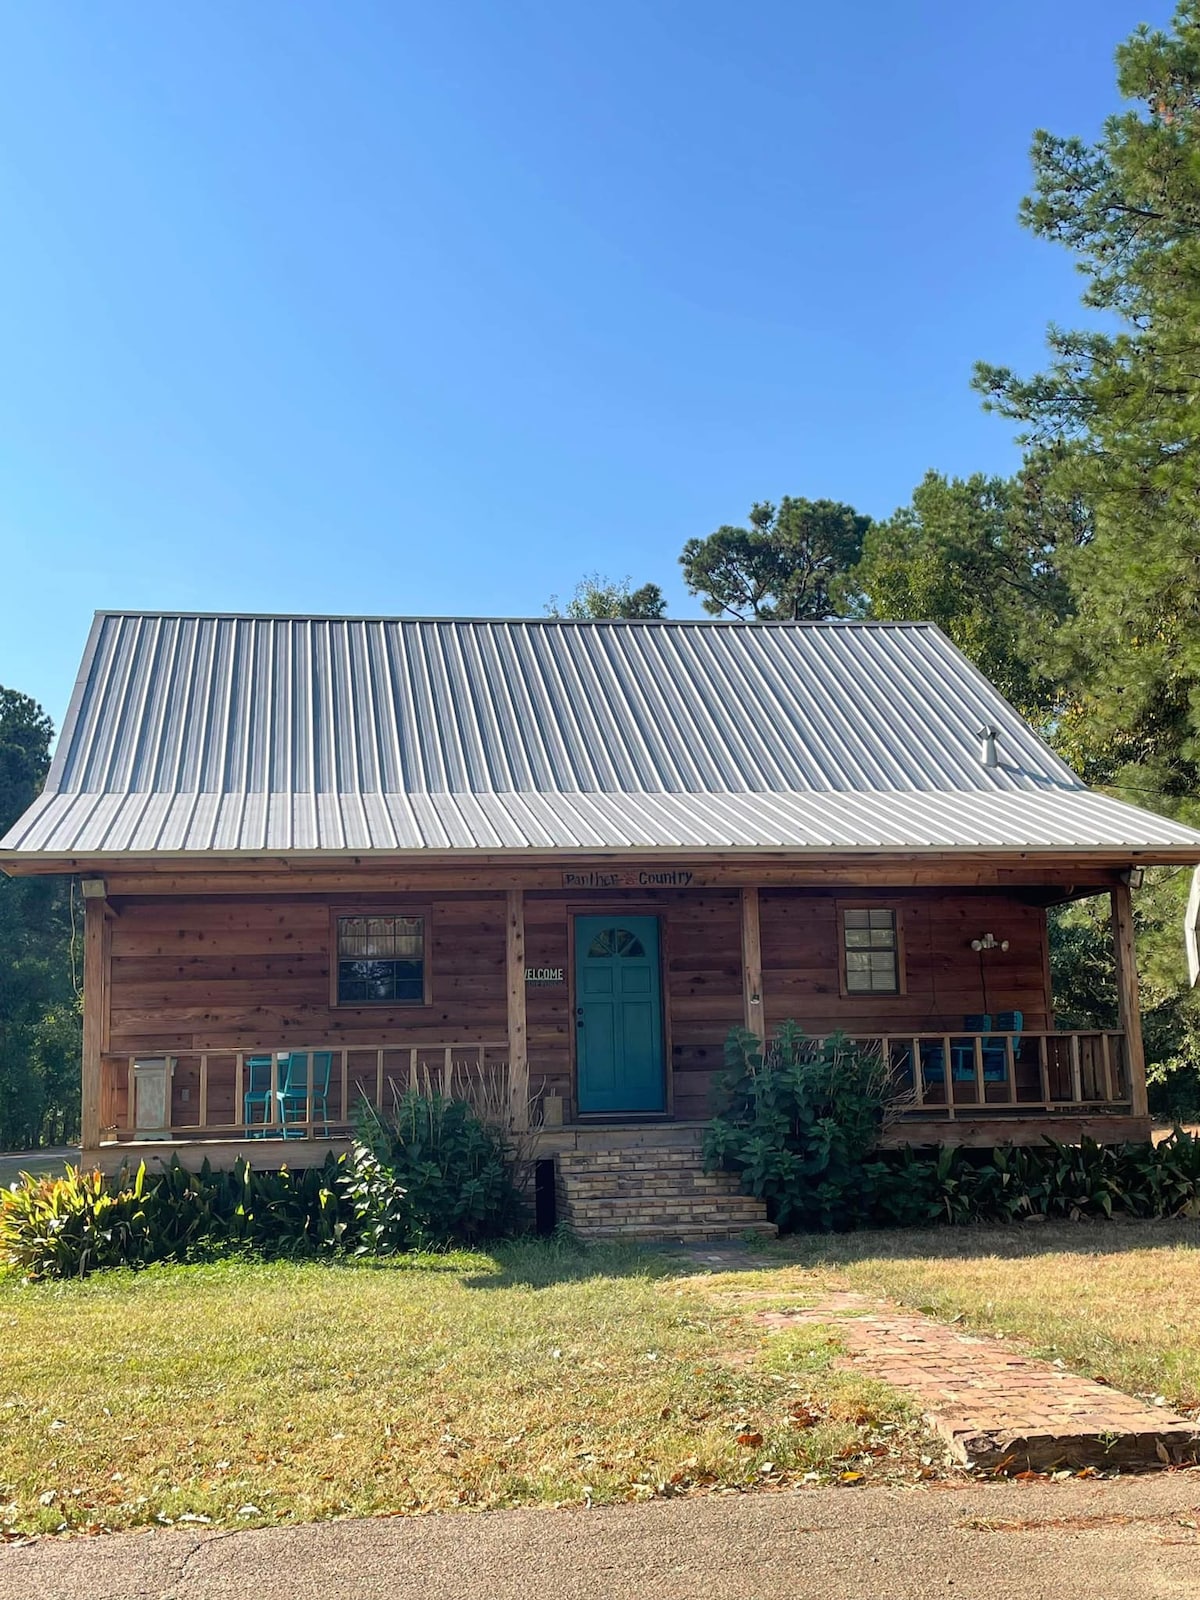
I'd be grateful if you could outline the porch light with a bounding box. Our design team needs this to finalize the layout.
[970,933,1009,952]
[1120,867,1145,889]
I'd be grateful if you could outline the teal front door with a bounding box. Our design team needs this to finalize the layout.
[575,915,665,1114]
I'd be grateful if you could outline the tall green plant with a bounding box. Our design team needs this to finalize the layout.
[0,1155,350,1279]
[704,1024,895,1232]
[349,1089,525,1250]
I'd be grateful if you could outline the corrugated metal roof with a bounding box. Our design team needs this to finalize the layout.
[4,611,1200,858]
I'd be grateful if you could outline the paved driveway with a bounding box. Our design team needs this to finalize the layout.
[0,1147,77,1185]
[3,1475,1199,1600]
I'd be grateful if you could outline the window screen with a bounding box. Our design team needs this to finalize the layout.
[842,908,900,994]
[336,915,425,1005]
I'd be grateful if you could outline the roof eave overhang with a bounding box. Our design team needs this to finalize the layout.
[6,843,1200,877]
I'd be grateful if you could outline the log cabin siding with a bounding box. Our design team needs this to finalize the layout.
[104,884,1053,1125]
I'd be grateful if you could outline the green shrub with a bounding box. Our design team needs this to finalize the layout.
[704,1023,896,1231]
[0,1155,352,1280]
[348,1090,525,1250]
[864,1131,1200,1227]
[705,1023,1200,1233]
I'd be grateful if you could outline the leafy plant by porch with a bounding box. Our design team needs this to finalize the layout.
[0,1091,527,1280]
[0,1157,352,1280]
[347,1088,526,1251]
[704,1024,898,1231]
[705,1024,1200,1232]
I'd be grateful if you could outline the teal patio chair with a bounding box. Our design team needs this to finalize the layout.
[949,1014,992,1082]
[276,1051,334,1137]
[242,1055,277,1134]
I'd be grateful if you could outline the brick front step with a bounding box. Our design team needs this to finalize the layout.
[556,1137,775,1242]
[581,1220,779,1242]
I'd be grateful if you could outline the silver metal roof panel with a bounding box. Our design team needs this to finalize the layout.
[5,612,1200,859]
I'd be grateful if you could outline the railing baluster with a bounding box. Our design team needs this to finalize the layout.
[943,1036,955,1120]
[1006,1034,1017,1105]
[127,1057,136,1132]
[341,1049,349,1127]
[1038,1034,1051,1107]
[409,1046,418,1092]
[1075,1030,1088,1107]
[1100,1032,1115,1104]
[235,1052,244,1135]
[443,1045,453,1097]
[199,1055,209,1129]
[376,1048,385,1111]
[1111,1031,1128,1101]
[973,1034,985,1107]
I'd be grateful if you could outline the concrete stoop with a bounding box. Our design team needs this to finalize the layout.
[555,1139,776,1242]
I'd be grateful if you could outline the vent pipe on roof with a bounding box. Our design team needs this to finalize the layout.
[978,725,1000,768]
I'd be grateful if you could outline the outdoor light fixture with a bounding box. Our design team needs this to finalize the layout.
[1120,867,1145,889]
[970,933,1009,952]
[80,878,107,899]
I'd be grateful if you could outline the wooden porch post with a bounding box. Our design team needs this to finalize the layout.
[506,888,529,1131]
[741,887,765,1040]
[1110,883,1148,1118]
[81,894,110,1153]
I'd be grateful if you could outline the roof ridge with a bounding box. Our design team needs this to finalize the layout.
[88,610,937,629]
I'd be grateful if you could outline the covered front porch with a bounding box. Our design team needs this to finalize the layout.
[80,870,1153,1175]
[90,1026,1146,1177]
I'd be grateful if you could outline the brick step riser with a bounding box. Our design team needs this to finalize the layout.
[555,1141,772,1241]
[582,1223,778,1241]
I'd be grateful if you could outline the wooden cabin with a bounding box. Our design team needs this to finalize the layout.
[5,613,1200,1235]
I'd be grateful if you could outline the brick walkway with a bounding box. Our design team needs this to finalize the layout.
[762,1292,1200,1473]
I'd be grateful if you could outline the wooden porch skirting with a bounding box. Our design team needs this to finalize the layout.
[87,1110,1155,1176]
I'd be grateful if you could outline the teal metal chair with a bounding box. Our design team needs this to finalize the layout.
[949,1014,992,1082]
[242,1055,277,1134]
[276,1051,334,1137]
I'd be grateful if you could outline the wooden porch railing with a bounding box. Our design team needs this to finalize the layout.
[852,1030,1129,1119]
[99,1041,510,1142]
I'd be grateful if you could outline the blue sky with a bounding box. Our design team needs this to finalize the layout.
[0,0,1174,720]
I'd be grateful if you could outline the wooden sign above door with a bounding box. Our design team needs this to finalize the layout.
[562,867,700,890]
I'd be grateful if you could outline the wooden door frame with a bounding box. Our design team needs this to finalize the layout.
[567,904,673,1120]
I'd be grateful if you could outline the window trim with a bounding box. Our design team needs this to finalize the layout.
[329,906,433,1009]
[836,902,906,999]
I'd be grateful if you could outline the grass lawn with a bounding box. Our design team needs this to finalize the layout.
[752,1218,1200,1414]
[0,1239,921,1537]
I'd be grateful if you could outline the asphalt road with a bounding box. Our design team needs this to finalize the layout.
[3,1475,1199,1600]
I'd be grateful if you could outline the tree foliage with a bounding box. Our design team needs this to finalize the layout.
[975,2,1200,794]
[680,497,870,621]
[0,687,80,1148]
[546,573,667,620]
[852,461,1086,726]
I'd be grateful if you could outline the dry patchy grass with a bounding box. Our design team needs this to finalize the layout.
[0,1239,922,1536]
[758,1218,1200,1413]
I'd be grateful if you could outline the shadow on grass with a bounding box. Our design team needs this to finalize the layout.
[461,1233,693,1290]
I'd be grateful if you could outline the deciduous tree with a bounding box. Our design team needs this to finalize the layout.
[680,497,870,621]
